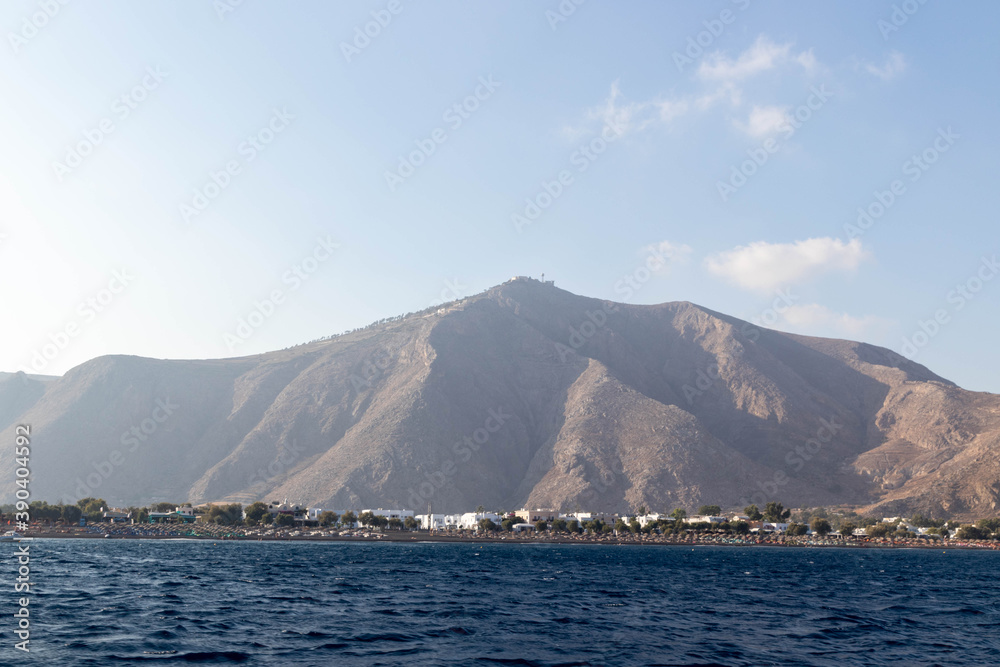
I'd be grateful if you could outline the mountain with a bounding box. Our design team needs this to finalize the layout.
[2,277,998,519]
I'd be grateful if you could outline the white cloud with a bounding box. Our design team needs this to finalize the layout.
[565,35,819,140]
[796,49,818,72]
[865,51,906,81]
[697,36,813,83]
[774,303,893,340]
[734,104,790,138]
[704,237,870,292]
[586,80,652,136]
[641,240,693,274]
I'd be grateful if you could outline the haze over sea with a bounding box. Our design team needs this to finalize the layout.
[12,540,999,666]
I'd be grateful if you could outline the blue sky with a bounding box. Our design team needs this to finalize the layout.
[1,1,998,392]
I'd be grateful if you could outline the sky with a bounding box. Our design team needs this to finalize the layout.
[1,1,998,393]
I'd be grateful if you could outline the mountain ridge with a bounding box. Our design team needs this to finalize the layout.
[2,277,997,519]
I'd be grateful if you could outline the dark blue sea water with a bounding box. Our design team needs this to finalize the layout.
[6,539,1000,666]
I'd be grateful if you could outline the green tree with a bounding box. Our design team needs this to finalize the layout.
[245,502,269,524]
[629,519,641,534]
[387,518,403,530]
[404,516,419,530]
[786,523,808,536]
[810,518,832,536]
[319,511,340,527]
[975,518,1000,535]
[77,498,109,515]
[534,519,549,532]
[637,506,648,516]
[478,518,498,532]
[763,502,791,522]
[340,511,357,527]
[62,505,83,523]
[866,523,890,538]
[151,502,175,513]
[744,505,763,521]
[614,519,629,533]
[501,516,519,532]
[839,522,857,537]
[565,519,581,534]
[206,503,243,525]
[732,521,750,535]
[670,508,687,522]
[698,505,722,516]
[551,518,568,533]
[260,512,274,525]
[956,525,986,540]
[275,513,295,527]
[476,505,486,513]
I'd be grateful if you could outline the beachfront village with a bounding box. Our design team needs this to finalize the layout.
[7,498,1000,547]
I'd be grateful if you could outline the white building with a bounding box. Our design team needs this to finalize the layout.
[362,508,415,521]
[636,513,670,528]
[685,515,727,525]
[458,512,501,529]
[417,513,463,530]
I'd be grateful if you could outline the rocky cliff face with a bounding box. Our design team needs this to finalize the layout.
[2,278,997,518]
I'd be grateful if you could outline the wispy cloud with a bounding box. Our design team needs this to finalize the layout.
[775,303,893,340]
[642,240,693,274]
[697,36,815,83]
[734,104,790,138]
[865,51,906,81]
[704,237,870,293]
[566,35,820,140]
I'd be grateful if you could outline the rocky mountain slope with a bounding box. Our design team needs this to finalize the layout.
[2,278,997,518]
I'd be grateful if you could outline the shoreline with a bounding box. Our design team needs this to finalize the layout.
[14,529,1000,551]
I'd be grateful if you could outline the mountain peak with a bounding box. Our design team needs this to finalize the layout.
[0,284,996,519]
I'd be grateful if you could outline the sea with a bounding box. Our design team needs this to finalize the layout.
[6,539,1000,666]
